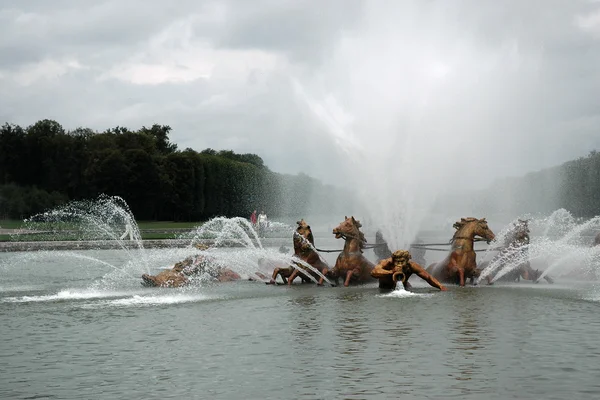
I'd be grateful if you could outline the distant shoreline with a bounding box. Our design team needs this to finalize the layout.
[0,237,290,252]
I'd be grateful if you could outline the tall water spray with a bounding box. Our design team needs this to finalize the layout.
[291,2,545,250]
[18,194,154,278]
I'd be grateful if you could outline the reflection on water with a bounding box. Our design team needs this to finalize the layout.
[288,295,320,348]
[330,290,383,399]
[444,289,497,396]
[2,252,600,399]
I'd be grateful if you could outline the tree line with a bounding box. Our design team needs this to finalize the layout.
[470,150,600,218]
[0,120,356,221]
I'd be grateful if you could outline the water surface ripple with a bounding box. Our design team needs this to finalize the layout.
[2,254,600,399]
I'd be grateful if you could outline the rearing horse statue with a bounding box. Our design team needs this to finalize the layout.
[327,216,375,287]
[426,217,495,286]
[268,219,330,285]
[480,219,554,284]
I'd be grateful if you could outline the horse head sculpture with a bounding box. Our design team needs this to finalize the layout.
[513,219,531,243]
[294,219,315,250]
[332,216,367,251]
[452,217,496,244]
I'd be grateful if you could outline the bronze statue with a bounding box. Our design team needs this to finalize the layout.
[267,219,330,285]
[326,216,375,286]
[141,254,241,287]
[372,250,446,291]
[426,217,495,286]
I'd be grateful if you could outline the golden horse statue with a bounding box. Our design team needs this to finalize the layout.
[267,219,330,285]
[267,219,329,285]
[426,217,495,286]
[286,219,332,285]
[327,216,375,286]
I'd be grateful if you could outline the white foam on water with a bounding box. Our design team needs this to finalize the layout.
[1,289,130,303]
[87,293,214,308]
[493,282,577,291]
[582,291,600,302]
[377,287,434,299]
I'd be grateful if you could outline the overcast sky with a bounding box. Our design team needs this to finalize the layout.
[1,0,600,191]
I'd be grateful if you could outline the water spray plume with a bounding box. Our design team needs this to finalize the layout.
[477,209,600,284]
[292,2,543,250]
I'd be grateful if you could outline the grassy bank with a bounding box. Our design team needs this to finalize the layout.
[1,219,203,230]
[0,220,205,242]
[0,220,25,229]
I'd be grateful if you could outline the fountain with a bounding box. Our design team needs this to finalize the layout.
[477,209,600,284]
[289,1,548,254]
[0,5,596,294]
[179,216,333,285]
[0,195,336,301]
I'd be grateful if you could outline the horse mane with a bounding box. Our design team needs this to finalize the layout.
[451,217,487,241]
[351,217,367,249]
[306,231,315,245]
[358,231,366,249]
[452,217,480,231]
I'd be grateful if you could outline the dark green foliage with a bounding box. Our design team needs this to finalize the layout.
[0,183,67,220]
[0,120,345,221]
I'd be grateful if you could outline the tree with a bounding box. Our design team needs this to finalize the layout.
[139,124,177,155]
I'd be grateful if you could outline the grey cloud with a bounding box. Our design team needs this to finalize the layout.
[212,0,364,64]
[1,0,600,191]
[0,0,218,69]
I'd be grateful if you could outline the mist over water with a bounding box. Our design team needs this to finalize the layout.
[291,1,547,249]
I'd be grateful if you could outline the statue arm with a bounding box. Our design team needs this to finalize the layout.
[370,258,394,279]
[411,262,447,291]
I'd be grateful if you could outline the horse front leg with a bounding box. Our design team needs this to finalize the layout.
[458,268,465,287]
[267,268,280,285]
[344,268,360,287]
[267,268,287,285]
[287,269,299,286]
[317,267,336,286]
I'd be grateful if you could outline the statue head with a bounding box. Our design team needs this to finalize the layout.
[294,219,315,247]
[453,217,496,244]
[391,250,411,283]
[296,219,312,237]
[333,216,365,241]
[392,250,411,267]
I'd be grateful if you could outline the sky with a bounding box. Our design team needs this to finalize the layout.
[1,0,600,191]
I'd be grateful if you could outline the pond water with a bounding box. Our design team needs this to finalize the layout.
[2,246,600,400]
